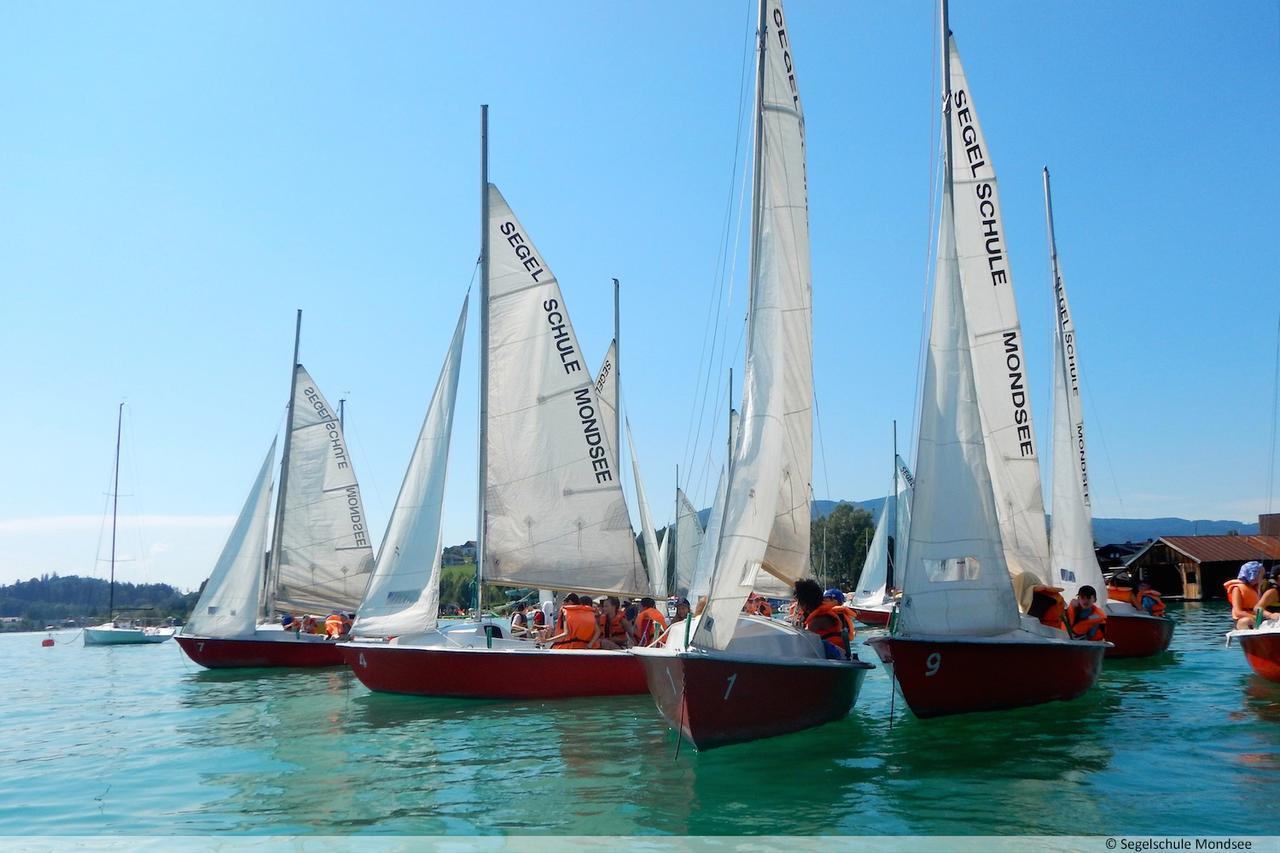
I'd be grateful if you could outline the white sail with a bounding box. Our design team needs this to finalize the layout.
[594,340,619,466]
[482,184,646,595]
[626,418,667,598]
[673,488,704,596]
[948,37,1051,588]
[273,368,375,614]
[696,0,812,650]
[186,440,277,638]
[1047,212,1105,602]
[853,457,914,605]
[353,298,468,638]
[898,157,1019,638]
[689,409,737,607]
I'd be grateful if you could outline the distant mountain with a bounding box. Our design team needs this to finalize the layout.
[701,499,1258,546]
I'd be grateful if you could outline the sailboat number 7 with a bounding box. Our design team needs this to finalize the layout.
[925,652,942,677]
[724,673,738,700]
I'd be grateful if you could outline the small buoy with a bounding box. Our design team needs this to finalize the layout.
[41,637,55,647]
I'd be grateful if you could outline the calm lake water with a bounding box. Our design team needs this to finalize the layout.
[2,602,1274,836]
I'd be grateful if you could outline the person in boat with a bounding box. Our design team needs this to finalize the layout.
[1228,561,1264,630]
[823,588,858,644]
[634,597,669,647]
[795,579,849,660]
[544,594,600,650]
[1028,585,1067,630]
[1133,578,1166,617]
[670,596,691,625]
[1251,567,1280,626]
[509,602,530,638]
[1064,586,1106,641]
[597,596,632,650]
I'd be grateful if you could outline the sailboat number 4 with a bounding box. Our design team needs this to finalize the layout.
[724,673,738,700]
[925,652,942,677]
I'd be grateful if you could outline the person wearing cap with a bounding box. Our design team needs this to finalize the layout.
[823,588,858,648]
[1063,585,1107,641]
[669,597,691,626]
[1227,562,1264,630]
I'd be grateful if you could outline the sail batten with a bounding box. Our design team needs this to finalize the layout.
[353,298,468,638]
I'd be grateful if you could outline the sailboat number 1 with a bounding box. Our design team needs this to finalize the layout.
[925,652,941,677]
[724,673,738,700]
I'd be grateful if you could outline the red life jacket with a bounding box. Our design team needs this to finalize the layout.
[552,605,598,649]
[805,602,851,658]
[635,607,668,646]
[1225,579,1259,617]
[1065,601,1106,641]
[1135,587,1166,617]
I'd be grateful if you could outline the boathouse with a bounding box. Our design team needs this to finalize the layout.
[1124,516,1280,600]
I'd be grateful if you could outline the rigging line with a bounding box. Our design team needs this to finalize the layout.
[1079,369,1126,519]
[812,386,832,503]
[1267,311,1280,514]
[680,3,756,483]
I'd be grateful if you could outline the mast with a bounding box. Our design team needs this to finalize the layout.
[339,397,346,431]
[1043,167,1061,290]
[744,0,768,357]
[266,309,302,617]
[476,104,490,615]
[888,419,898,592]
[108,401,123,618]
[941,0,954,209]
[613,277,621,461]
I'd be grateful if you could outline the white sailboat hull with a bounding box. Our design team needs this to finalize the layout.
[83,623,175,645]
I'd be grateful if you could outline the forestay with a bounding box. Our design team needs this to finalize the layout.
[186,440,276,638]
[273,368,375,614]
[1047,227,1105,602]
[482,184,646,595]
[353,298,468,638]
[948,36,1051,588]
[695,0,812,650]
[898,171,1020,638]
[626,417,667,599]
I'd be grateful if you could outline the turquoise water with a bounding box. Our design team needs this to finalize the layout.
[3,602,1275,835]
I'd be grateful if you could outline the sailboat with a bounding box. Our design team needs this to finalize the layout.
[849,446,913,628]
[84,403,176,646]
[340,107,650,699]
[1043,167,1174,659]
[865,3,1107,718]
[632,0,874,751]
[175,312,376,668]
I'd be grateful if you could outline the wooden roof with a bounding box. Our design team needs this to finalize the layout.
[1130,534,1280,566]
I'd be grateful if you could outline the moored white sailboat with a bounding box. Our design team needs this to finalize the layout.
[341,109,649,699]
[865,4,1107,718]
[633,0,873,751]
[176,313,376,668]
[1042,168,1174,659]
[84,403,176,647]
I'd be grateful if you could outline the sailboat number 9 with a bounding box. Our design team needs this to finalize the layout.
[925,652,942,677]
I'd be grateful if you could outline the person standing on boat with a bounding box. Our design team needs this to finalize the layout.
[1064,586,1107,641]
[795,579,849,660]
[1228,562,1264,630]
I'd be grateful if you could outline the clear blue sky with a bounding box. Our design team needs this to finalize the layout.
[2,1,1277,591]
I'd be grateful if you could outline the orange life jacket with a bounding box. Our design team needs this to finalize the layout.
[1225,579,1259,616]
[805,602,851,658]
[324,614,346,638]
[1135,587,1166,617]
[756,600,774,618]
[1105,586,1134,606]
[1031,586,1066,630]
[635,607,668,646]
[602,612,627,643]
[835,606,857,644]
[552,604,598,649]
[1065,601,1106,641]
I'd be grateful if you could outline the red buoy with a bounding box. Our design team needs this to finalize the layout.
[41,638,55,647]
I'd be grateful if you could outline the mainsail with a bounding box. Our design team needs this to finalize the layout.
[672,488,704,596]
[695,0,813,650]
[186,441,277,638]
[898,100,1019,638]
[595,340,619,466]
[272,367,375,614]
[948,36,1052,588]
[626,417,667,598]
[353,298,468,638]
[482,184,646,595]
[1045,170,1105,602]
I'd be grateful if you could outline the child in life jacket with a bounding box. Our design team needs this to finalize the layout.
[1064,586,1106,642]
[1227,562,1264,630]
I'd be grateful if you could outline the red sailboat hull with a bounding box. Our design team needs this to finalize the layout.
[175,634,345,669]
[1237,632,1280,683]
[1104,613,1175,659]
[635,650,872,750]
[850,606,891,627]
[339,644,648,699]
[866,635,1105,719]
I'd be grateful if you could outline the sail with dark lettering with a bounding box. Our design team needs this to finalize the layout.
[271,366,376,614]
[352,298,468,639]
[185,440,277,638]
[693,0,814,651]
[482,184,646,595]
[595,340,618,467]
[947,37,1052,590]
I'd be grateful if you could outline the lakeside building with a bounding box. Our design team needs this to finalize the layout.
[1123,514,1280,600]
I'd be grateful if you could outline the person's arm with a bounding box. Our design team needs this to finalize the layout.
[1231,588,1249,620]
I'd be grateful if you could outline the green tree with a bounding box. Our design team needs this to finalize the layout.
[810,503,876,591]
